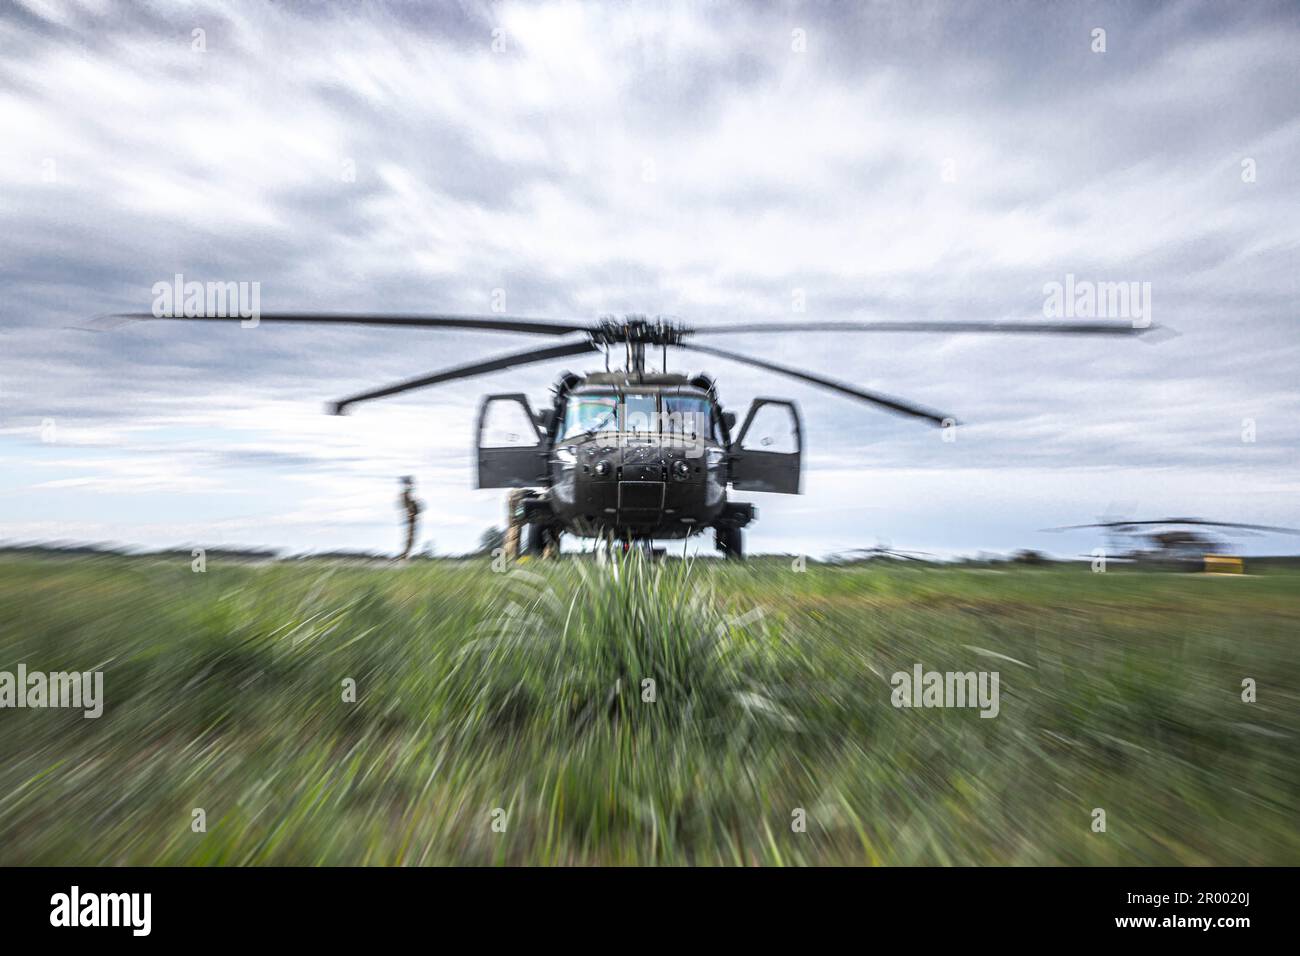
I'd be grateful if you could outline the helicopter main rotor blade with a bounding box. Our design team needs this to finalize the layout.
[1042,523,1129,532]
[98,312,590,336]
[330,339,599,414]
[689,320,1154,336]
[679,342,954,426]
[1044,518,1300,533]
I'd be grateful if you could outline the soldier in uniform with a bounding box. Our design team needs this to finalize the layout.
[503,489,527,561]
[502,490,560,561]
[398,475,424,560]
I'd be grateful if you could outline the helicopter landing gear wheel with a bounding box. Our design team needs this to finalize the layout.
[542,524,561,560]
[715,526,744,560]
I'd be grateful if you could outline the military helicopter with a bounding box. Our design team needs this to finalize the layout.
[827,544,937,565]
[111,310,1152,558]
[1044,516,1300,570]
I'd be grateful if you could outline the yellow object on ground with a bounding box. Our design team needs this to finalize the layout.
[1204,554,1244,574]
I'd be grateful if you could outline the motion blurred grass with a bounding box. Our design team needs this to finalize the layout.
[0,553,1296,865]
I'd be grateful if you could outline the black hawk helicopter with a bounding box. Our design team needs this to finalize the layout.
[111,310,1153,558]
[827,544,937,565]
[1044,516,1300,570]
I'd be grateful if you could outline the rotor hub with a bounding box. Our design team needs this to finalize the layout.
[590,314,688,346]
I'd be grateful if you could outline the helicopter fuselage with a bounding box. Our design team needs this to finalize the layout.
[478,372,800,551]
[538,429,734,540]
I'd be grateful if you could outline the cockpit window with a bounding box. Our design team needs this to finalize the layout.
[561,394,618,439]
[662,396,715,440]
[622,393,657,435]
[559,392,717,440]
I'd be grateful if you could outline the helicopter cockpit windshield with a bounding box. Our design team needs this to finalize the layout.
[561,394,619,439]
[661,396,714,441]
[560,392,716,441]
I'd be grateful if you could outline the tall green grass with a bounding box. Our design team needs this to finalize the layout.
[0,554,1296,864]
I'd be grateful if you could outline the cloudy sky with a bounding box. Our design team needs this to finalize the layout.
[1,0,1297,558]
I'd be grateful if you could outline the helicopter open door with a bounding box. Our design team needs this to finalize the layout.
[476,394,547,488]
[729,398,802,494]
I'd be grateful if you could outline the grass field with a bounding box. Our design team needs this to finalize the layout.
[0,553,1296,865]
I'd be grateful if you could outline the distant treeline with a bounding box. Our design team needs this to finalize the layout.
[0,542,466,562]
[3,542,1298,567]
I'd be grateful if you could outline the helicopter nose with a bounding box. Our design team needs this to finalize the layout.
[564,438,711,529]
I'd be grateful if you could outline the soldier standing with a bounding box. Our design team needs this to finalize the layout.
[503,489,525,561]
[398,475,424,560]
